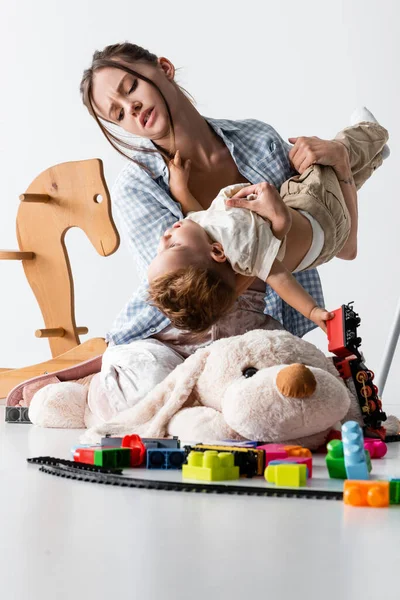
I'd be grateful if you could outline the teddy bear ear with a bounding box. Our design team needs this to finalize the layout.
[144,346,211,437]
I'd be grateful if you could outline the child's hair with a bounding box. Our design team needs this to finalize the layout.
[80,42,194,174]
[148,265,236,333]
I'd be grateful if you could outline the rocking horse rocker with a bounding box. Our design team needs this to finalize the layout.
[0,159,120,397]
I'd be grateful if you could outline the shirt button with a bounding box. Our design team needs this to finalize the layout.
[149,327,156,333]
[269,141,276,152]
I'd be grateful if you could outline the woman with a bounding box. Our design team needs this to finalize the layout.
[76,42,349,424]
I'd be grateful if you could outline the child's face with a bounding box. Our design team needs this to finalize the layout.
[148,220,216,282]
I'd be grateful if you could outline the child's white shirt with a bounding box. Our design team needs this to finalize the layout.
[186,182,284,280]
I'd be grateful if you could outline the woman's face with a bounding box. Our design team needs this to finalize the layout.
[91,59,176,140]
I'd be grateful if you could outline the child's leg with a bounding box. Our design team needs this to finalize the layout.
[334,115,389,191]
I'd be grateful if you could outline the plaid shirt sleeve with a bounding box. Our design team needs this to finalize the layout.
[105,165,179,345]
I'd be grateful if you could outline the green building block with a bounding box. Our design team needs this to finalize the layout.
[325,440,371,480]
[389,479,400,505]
[326,440,347,479]
[94,448,131,468]
[182,451,239,481]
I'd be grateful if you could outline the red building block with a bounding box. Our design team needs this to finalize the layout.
[121,434,147,467]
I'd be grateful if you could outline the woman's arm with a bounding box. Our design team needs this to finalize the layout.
[266,260,334,333]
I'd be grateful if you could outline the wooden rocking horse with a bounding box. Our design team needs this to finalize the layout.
[0,159,120,396]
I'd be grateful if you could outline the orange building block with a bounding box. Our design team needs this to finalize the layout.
[343,480,389,507]
[284,445,312,458]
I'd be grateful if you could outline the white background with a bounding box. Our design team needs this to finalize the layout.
[0,0,399,411]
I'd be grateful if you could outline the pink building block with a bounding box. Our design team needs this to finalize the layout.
[364,439,387,459]
[269,456,313,478]
[257,444,288,466]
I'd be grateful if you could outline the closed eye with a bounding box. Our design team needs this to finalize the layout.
[117,79,138,122]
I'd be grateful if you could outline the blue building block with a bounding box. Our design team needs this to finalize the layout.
[146,448,186,470]
[342,421,371,480]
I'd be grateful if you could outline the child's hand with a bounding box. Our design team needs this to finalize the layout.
[309,306,335,334]
[168,150,191,198]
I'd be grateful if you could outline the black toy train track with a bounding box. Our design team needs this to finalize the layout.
[28,456,343,501]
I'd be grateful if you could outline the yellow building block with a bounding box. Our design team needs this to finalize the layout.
[265,463,307,487]
[182,451,239,481]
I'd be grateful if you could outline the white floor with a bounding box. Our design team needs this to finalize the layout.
[1,406,400,600]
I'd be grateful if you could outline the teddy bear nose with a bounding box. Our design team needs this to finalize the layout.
[276,363,317,399]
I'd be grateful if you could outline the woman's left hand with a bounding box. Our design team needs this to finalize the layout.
[288,136,349,178]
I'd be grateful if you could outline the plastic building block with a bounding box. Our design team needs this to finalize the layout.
[193,444,264,476]
[182,450,239,481]
[389,480,400,505]
[326,439,347,479]
[141,437,181,449]
[5,406,31,423]
[222,440,260,448]
[284,445,312,458]
[265,463,308,487]
[101,436,123,448]
[364,439,387,459]
[146,448,186,470]
[74,447,131,468]
[121,435,146,466]
[257,444,289,466]
[343,480,389,507]
[342,421,371,480]
[269,456,313,478]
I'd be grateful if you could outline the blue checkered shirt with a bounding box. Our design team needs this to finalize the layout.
[106,117,325,345]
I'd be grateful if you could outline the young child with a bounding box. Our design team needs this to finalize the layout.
[147,109,389,333]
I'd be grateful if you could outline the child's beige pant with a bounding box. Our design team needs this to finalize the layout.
[280,121,389,270]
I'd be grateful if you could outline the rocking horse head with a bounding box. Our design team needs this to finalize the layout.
[14,158,121,358]
[18,158,120,256]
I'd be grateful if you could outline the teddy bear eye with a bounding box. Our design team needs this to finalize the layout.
[243,367,258,378]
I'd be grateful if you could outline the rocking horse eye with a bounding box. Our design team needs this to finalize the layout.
[243,367,258,378]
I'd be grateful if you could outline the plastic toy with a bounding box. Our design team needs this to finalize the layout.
[342,421,371,480]
[146,448,186,470]
[344,480,389,507]
[283,445,312,458]
[5,406,31,424]
[141,437,181,449]
[192,444,264,476]
[390,479,400,504]
[121,435,147,467]
[268,456,313,478]
[265,463,308,487]
[343,479,400,507]
[73,447,131,468]
[0,159,119,397]
[364,439,387,459]
[182,451,239,481]
[327,302,387,437]
[325,439,347,479]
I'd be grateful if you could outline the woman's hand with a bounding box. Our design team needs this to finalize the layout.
[288,136,350,180]
[168,150,191,198]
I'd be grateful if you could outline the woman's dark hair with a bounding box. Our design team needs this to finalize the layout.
[80,42,193,172]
